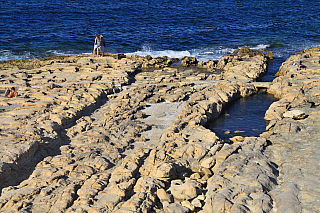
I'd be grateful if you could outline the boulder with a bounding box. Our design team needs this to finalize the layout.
[181,57,197,67]
[157,188,173,203]
[181,200,195,211]
[229,136,244,142]
[191,198,203,208]
[283,109,306,120]
[164,203,190,213]
[200,157,216,169]
[266,51,274,59]
[190,173,201,180]
[150,162,177,179]
[237,46,251,54]
[170,182,198,201]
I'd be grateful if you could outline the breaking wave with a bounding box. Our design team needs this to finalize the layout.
[128,44,272,61]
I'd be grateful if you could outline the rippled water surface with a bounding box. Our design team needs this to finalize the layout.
[1,0,319,61]
[207,91,278,141]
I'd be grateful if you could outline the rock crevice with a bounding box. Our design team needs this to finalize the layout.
[1,47,318,212]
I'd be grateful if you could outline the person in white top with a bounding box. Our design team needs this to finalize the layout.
[93,34,100,57]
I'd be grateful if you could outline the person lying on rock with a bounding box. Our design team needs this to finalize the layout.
[3,87,18,98]
[294,61,307,70]
[298,64,307,70]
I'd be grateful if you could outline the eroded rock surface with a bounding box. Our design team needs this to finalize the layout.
[0,47,318,212]
[262,47,320,212]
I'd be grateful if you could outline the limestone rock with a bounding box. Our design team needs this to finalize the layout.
[169,182,198,201]
[191,198,203,208]
[150,162,177,179]
[181,200,195,211]
[181,57,197,67]
[200,157,216,169]
[157,188,173,203]
[270,119,305,134]
[164,203,190,213]
[190,173,201,180]
[1,47,319,212]
[229,135,244,142]
[283,109,306,119]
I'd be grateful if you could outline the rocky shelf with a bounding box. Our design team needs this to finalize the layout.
[0,46,319,212]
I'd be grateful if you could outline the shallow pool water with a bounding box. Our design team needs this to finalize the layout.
[207,91,278,141]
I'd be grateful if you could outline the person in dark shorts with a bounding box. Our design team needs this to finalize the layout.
[298,64,307,70]
[100,35,106,57]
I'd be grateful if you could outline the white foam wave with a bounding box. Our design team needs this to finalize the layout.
[127,44,276,61]
[127,44,239,61]
[0,50,32,61]
[0,49,87,61]
[8,42,318,63]
[128,49,191,59]
[250,44,270,50]
[191,47,237,61]
[45,50,74,56]
[186,44,272,61]
[127,43,191,59]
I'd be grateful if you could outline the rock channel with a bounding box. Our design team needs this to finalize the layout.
[0,46,318,212]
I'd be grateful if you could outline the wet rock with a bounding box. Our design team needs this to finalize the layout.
[181,56,197,67]
[266,51,274,59]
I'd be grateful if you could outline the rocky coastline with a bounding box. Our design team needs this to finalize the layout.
[0,46,319,212]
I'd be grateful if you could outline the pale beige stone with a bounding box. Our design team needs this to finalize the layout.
[191,198,202,208]
[1,48,318,213]
[157,188,173,203]
[200,157,216,169]
[164,203,189,213]
[181,200,195,211]
[190,173,201,180]
[170,183,198,201]
[283,109,306,119]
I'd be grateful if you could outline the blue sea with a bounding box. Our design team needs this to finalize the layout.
[1,0,320,63]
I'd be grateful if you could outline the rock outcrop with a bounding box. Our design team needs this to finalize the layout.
[0,47,319,212]
[262,47,320,212]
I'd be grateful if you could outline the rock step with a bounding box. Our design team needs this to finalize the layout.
[0,48,287,212]
[0,82,117,192]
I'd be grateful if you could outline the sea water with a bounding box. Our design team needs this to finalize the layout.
[1,0,316,138]
[207,91,278,141]
[1,0,319,63]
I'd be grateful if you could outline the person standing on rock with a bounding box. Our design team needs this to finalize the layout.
[93,34,101,57]
[100,35,106,57]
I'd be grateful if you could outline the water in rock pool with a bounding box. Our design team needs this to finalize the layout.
[207,91,278,141]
